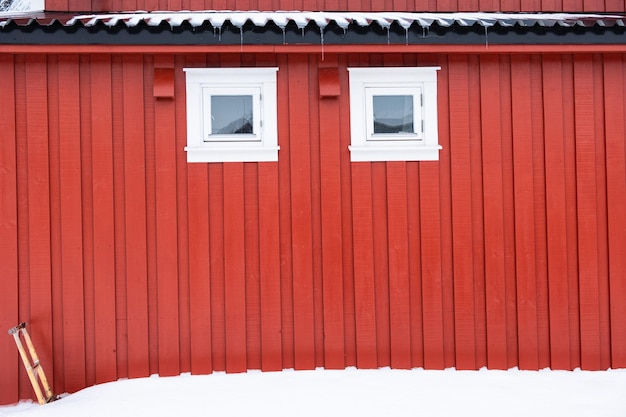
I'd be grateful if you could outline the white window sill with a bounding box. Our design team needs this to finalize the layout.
[348,145,442,162]
[185,146,279,163]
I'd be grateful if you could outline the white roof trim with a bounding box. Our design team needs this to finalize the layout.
[63,11,626,30]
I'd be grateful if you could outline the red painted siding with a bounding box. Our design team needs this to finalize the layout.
[2,51,626,405]
[45,0,625,13]
[0,55,19,403]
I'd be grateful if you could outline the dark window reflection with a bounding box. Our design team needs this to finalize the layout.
[211,95,253,134]
[373,95,414,134]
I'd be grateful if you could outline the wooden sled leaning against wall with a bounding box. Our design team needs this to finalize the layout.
[8,322,59,405]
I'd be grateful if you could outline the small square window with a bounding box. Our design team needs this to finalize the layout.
[372,95,415,135]
[184,67,279,163]
[366,88,423,140]
[348,67,441,162]
[209,95,254,135]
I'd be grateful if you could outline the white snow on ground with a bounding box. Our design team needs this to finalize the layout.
[1,368,625,417]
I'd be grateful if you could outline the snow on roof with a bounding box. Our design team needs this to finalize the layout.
[1,11,625,29]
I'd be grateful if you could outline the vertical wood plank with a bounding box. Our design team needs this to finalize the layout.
[350,56,377,371]
[520,0,540,11]
[605,0,624,11]
[277,54,294,370]
[288,54,316,370]
[573,55,601,370]
[122,55,150,379]
[500,0,520,10]
[254,53,282,373]
[244,163,262,371]
[592,55,610,371]
[479,55,508,370]
[307,56,324,369]
[542,55,572,370]
[419,162,445,370]
[406,161,423,369]
[184,56,213,376]
[208,162,226,371]
[498,56,519,369]
[47,54,65,394]
[258,163,283,371]
[174,57,191,376]
[386,162,411,369]
[0,55,19,405]
[478,0,499,10]
[154,58,180,376]
[24,55,55,390]
[46,0,69,10]
[530,56,550,370]
[340,55,357,368]
[562,0,583,12]
[435,57,456,369]
[90,54,118,383]
[223,163,247,373]
[561,55,581,370]
[393,0,407,10]
[511,55,539,370]
[15,55,30,400]
[351,163,378,368]
[142,56,160,376]
[167,0,182,9]
[58,55,87,391]
[111,55,128,381]
[437,0,457,11]
[372,161,390,368]
[448,55,476,370]
[187,161,213,374]
[78,55,97,388]
[604,55,626,369]
[468,55,486,369]
[319,56,346,370]
[540,0,560,11]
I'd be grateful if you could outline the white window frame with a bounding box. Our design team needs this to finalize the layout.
[184,67,279,163]
[202,87,261,141]
[347,67,441,162]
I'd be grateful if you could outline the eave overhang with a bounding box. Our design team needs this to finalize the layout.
[0,11,624,47]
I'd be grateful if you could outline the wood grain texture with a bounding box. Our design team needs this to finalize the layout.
[89,54,118,384]
[319,55,346,370]
[574,55,602,370]
[121,54,150,379]
[448,55,477,370]
[288,54,316,370]
[58,54,88,390]
[0,55,19,404]
[603,55,626,369]
[154,58,181,377]
[511,55,539,370]
[479,55,508,370]
[542,55,572,370]
[223,163,247,373]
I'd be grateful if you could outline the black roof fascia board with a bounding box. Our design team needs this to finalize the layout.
[0,19,625,45]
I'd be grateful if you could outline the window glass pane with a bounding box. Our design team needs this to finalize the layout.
[211,95,253,134]
[372,95,414,134]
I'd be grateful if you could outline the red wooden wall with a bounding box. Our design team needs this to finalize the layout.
[44,0,626,13]
[1,51,626,405]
